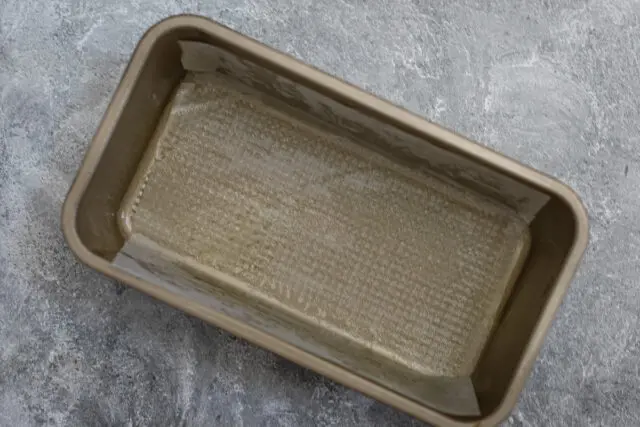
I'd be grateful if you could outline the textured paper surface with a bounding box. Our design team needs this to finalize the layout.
[120,71,530,380]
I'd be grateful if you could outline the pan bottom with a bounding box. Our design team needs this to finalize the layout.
[120,72,530,377]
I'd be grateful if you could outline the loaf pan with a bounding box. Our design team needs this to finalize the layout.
[62,15,588,426]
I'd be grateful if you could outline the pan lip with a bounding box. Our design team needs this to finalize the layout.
[61,14,589,426]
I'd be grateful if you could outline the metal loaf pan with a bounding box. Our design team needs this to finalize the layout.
[62,15,588,426]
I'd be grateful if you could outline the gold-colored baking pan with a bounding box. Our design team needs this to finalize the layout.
[62,15,588,426]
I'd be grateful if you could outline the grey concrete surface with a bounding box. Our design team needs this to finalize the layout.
[1,1,639,425]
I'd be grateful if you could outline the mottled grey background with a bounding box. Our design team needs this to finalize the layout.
[1,0,639,426]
